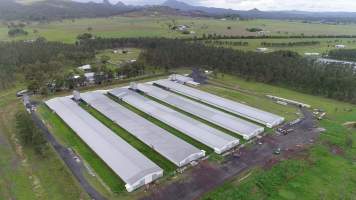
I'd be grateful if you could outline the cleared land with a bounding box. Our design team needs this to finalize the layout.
[2,17,356,43]
[96,48,141,68]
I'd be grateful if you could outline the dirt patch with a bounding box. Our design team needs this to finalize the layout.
[141,108,321,200]
[263,157,280,169]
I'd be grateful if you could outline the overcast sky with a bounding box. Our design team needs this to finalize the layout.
[77,0,356,12]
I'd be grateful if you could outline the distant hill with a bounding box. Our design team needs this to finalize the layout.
[0,0,137,20]
[122,6,209,18]
[2,0,356,22]
[162,0,356,22]
[162,0,238,15]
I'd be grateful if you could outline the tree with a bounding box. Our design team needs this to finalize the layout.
[15,110,48,156]
[77,33,93,41]
[8,28,28,37]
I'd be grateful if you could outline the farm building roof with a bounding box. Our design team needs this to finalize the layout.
[136,84,264,140]
[45,97,163,192]
[80,91,205,167]
[154,79,284,128]
[109,88,239,154]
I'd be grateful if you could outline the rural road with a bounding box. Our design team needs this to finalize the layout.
[142,108,321,200]
[31,109,106,200]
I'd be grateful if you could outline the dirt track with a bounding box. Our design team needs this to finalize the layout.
[141,108,321,200]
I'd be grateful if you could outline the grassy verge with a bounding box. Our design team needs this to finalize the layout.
[37,105,126,194]
[79,102,177,173]
[108,94,213,154]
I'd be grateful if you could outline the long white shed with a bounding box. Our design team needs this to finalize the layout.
[80,91,205,167]
[154,79,285,128]
[45,97,163,192]
[136,84,264,140]
[109,88,239,154]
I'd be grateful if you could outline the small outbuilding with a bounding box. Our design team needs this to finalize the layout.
[335,44,346,49]
[78,64,91,71]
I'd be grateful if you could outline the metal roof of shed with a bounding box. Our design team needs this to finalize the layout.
[137,84,264,140]
[109,88,239,154]
[45,97,163,192]
[80,91,205,167]
[154,80,284,128]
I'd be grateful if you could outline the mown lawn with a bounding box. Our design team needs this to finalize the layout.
[202,74,356,200]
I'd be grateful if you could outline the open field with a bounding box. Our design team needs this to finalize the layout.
[202,37,356,54]
[0,85,89,200]
[202,74,356,200]
[2,17,356,43]
[96,48,142,68]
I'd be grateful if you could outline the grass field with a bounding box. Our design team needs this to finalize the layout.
[203,37,356,54]
[2,17,356,43]
[202,74,356,200]
[0,85,89,200]
[96,48,141,68]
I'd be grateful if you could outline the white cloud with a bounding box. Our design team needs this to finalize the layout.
[179,0,356,12]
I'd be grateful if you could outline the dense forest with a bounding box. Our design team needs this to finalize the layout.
[1,37,356,104]
[0,37,94,90]
[328,49,356,62]
[83,37,356,103]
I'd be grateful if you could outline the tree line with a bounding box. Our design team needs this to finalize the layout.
[204,40,249,47]
[189,34,356,41]
[328,49,356,62]
[16,110,48,156]
[1,36,356,104]
[261,41,320,47]
[83,37,356,103]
